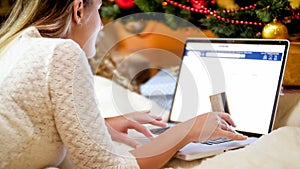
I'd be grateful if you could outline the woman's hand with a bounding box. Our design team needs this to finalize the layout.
[184,112,247,143]
[130,112,247,169]
[105,110,167,148]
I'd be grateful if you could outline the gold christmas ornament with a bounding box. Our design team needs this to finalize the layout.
[262,18,288,39]
[162,1,168,6]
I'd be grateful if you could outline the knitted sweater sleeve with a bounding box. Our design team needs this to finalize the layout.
[48,40,139,169]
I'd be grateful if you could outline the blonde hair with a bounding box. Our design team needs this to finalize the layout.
[0,0,92,55]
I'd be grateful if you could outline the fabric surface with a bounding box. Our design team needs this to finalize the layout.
[164,92,300,169]
[93,75,169,120]
[0,27,139,169]
[93,75,300,169]
[165,126,300,169]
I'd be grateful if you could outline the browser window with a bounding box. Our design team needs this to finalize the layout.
[171,42,286,135]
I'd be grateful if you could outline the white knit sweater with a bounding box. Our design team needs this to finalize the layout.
[0,27,139,169]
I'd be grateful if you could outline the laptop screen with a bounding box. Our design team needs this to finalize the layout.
[170,38,289,135]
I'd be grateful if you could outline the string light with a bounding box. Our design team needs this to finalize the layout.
[164,0,300,26]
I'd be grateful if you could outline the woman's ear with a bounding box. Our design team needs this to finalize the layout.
[72,0,84,25]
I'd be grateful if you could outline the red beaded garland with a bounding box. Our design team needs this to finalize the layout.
[164,0,300,26]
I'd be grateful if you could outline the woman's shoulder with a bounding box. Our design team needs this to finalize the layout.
[48,38,84,58]
[37,37,83,56]
[20,27,85,59]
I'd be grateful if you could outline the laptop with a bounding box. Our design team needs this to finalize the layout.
[148,38,290,161]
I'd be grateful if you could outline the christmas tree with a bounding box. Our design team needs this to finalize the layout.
[101,0,300,39]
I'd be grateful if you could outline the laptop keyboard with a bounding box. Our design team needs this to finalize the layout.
[150,126,171,135]
[201,138,232,145]
[150,127,232,145]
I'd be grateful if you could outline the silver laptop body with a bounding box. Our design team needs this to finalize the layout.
[157,38,289,161]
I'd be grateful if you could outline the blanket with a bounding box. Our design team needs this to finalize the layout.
[165,126,300,169]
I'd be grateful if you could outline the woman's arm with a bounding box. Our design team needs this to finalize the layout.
[48,41,139,168]
[131,112,247,169]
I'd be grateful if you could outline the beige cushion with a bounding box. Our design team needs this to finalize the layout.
[93,75,169,119]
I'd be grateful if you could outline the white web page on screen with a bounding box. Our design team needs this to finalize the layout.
[171,42,285,134]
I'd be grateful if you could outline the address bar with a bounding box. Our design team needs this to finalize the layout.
[206,52,246,59]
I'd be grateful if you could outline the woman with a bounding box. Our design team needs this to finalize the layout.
[0,0,247,168]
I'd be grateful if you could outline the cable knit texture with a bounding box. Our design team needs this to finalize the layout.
[0,27,139,169]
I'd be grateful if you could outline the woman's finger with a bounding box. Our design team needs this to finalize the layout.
[219,121,235,133]
[219,112,236,127]
[126,110,153,123]
[129,120,154,139]
[115,133,141,148]
[127,111,167,127]
[106,124,141,148]
[150,115,163,122]
[149,120,167,128]
[220,130,248,140]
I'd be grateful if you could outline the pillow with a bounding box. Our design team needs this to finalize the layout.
[165,126,300,169]
[93,75,169,120]
[274,93,300,128]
